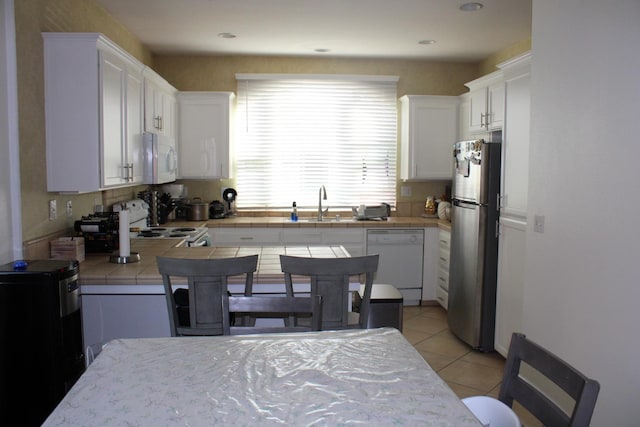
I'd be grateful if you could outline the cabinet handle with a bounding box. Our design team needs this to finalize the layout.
[159,116,163,131]
[479,112,484,127]
[239,237,254,240]
[154,116,161,130]
[123,163,133,182]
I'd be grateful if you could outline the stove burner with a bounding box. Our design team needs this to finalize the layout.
[169,233,188,238]
[138,231,162,237]
[173,227,196,232]
[151,227,168,231]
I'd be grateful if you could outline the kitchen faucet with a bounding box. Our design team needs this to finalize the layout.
[317,185,328,221]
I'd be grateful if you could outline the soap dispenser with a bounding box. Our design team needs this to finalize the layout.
[291,201,298,222]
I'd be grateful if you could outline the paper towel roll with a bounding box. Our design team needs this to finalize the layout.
[119,210,130,257]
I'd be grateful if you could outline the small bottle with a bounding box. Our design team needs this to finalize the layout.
[291,201,298,222]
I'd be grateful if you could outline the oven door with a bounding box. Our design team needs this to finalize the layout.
[186,232,210,247]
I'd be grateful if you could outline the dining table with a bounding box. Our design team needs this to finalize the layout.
[42,328,480,426]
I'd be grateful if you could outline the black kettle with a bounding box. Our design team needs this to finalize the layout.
[209,200,226,219]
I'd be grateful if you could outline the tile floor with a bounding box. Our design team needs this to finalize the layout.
[402,305,542,427]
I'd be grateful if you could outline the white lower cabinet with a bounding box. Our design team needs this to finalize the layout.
[82,294,170,359]
[209,228,281,246]
[494,217,527,357]
[436,229,450,310]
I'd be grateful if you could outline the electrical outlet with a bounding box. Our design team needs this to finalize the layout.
[48,200,57,220]
[66,200,73,217]
[400,186,412,197]
[534,214,545,233]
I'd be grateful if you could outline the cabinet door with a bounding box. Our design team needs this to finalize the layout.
[468,88,487,133]
[144,80,160,133]
[495,217,526,357]
[126,70,144,184]
[501,73,530,217]
[209,228,280,246]
[100,51,126,187]
[400,96,458,180]
[487,82,504,130]
[178,92,233,179]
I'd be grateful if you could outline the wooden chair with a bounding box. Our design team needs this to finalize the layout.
[497,332,600,427]
[157,255,258,336]
[279,254,379,330]
[222,295,323,335]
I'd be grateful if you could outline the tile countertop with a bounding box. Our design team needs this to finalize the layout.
[78,242,351,288]
[77,217,451,290]
[205,215,452,230]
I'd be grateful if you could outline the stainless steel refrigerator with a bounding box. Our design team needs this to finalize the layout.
[448,139,501,351]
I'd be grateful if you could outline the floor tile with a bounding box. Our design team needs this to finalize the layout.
[437,359,504,393]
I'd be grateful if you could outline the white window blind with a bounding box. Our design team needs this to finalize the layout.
[235,74,398,210]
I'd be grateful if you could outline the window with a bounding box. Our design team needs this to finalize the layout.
[235,74,398,210]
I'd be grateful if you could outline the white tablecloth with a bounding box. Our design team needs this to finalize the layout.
[43,328,480,426]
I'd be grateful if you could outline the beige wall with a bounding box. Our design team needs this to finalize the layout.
[14,0,529,242]
[153,55,481,209]
[478,38,531,76]
[153,55,479,97]
[15,0,151,242]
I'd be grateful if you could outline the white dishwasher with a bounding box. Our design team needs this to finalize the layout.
[366,229,425,305]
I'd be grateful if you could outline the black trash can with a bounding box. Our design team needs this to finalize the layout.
[353,284,403,331]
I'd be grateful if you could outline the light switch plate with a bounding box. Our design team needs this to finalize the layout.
[534,214,545,233]
[49,200,57,220]
[400,186,412,197]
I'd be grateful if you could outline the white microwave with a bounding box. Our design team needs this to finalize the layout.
[143,132,177,184]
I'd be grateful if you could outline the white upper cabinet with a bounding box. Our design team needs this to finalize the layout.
[499,52,531,218]
[399,95,459,181]
[177,92,234,179]
[43,33,145,192]
[143,67,177,139]
[465,71,504,133]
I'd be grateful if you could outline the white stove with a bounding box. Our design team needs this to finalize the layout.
[117,199,209,247]
[131,226,209,247]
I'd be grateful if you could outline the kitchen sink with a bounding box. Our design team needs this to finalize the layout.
[288,218,354,223]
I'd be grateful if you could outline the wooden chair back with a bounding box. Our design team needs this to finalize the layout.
[499,332,600,426]
[157,255,258,336]
[222,295,323,335]
[279,254,379,330]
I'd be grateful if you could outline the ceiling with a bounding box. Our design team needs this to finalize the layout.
[95,0,532,61]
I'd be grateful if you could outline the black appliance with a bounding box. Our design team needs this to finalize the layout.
[0,260,85,426]
[74,212,119,253]
[209,200,226,219]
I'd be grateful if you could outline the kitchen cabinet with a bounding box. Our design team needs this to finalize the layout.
[399,95,458,181]
[465,71,504,134]
[436,228,450,310]
[499,52,531,218]
[321,229,366,257]
[209,228,280,246]
[457,93,472,141]
[143,67,177,139]
[178,92,234,179]
[43,33,145,192]
[82,294,170,359]
[281,229,366,257]
[494,52,531,357]
[494,217,527,357]
[210,227,366,257]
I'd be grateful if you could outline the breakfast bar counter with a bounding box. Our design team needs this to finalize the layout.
[79,243,357,356]
[79,242,351,292]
